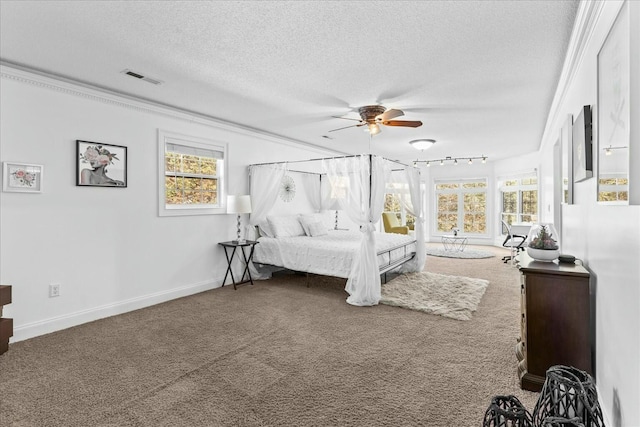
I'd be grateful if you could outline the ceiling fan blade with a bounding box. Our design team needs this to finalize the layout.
[382,120,423,128]
[331,115,363,122]
[377,108,404,121]
[328,123,365,132]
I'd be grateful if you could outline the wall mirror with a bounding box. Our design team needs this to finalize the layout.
[597,0,630,204]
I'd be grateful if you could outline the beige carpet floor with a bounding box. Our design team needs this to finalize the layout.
[0,245,539,426]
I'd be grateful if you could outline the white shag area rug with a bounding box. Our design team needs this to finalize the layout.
[380,271,489,320]
[425,247,495,259]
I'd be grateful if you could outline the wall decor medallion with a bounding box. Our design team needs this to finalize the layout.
[76,140,127,187]
[2,162,43,193]
[279,175,296,202]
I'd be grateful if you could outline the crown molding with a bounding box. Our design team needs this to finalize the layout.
[0,61,345,156]
[539,0,607,151]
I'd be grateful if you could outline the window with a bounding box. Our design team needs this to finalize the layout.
[499,173,538,233]
[598,174,628,202]
[434,179,487,234]
[158,130,227,216]
[384,183,416,229]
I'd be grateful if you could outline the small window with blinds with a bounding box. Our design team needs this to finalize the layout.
[158,130,227,216]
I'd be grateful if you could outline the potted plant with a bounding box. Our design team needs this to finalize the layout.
[526,224,560,262]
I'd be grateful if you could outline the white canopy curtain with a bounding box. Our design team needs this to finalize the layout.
[323,155,390,306]
[248,163,287,229]
[247,163,286,279]
[396,167,426,273]
[300,172,322,212]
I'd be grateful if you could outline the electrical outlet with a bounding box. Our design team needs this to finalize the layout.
[49,283,60,298]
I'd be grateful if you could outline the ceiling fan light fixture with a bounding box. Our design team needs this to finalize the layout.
[409,139,436,150]
[368,123,381,135]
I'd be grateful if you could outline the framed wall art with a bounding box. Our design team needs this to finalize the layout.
[76,140,127,187]
[597,1,630,203]
[572,105,593,183]
[2,162,44,193]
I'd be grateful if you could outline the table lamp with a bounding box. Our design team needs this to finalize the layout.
[227,195,252,243]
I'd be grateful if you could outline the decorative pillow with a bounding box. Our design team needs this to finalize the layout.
[307,221,329,237]
[299,213,332,235]
[267,215,305,238]
[257,220,274,238]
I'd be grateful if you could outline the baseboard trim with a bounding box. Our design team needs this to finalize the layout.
[11,278,223,343]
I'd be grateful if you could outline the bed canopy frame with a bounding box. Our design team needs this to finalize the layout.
[247,154,427,307]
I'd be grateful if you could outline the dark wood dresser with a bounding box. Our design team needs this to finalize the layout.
[0,285,13,355]
[516,253,592,392]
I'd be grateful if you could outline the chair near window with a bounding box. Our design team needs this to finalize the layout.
[502,220,527,264]
[382,212,411,235]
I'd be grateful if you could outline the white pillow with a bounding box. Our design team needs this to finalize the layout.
[267,215,305,238]
[307,221,328,237]
[257,220,274,238]
[299,213,332,235]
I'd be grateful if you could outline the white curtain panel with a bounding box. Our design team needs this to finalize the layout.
[301,172,322,212]
[323,155,390,306]
[248,164,286,228]
[247,164,286,279]
[399,166,426,273]
[389,170,416,217]
[319,175,334,211]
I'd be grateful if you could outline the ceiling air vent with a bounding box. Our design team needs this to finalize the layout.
[121,69,163,85]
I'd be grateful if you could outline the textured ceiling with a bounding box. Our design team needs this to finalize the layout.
[0,0,579,163]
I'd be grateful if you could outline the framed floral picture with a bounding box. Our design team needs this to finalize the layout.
[76,140,127,187]
[2,162,44,193]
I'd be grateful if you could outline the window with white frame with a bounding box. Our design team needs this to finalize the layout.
[434,178,487,234]
[158,130,227,216]
[498,173,538,233]
[598,174,628,202]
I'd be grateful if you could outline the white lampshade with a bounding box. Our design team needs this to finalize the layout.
[227,195,252,214]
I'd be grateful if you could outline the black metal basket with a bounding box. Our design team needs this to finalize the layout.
[532,365,604,427]
[541,416,585,427]
[483,395,534,427]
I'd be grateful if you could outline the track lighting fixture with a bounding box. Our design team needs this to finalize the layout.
[414,155,488,167]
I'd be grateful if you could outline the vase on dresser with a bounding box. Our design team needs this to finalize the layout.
[525,223,560,262]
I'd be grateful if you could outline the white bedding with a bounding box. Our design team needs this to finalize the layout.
[253,230,416,278]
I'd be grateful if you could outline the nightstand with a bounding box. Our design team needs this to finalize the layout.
[218,240,259,290]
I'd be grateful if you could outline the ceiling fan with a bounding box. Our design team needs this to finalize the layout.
[329,105,422,136]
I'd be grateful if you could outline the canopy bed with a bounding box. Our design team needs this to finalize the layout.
[247,155,426,307]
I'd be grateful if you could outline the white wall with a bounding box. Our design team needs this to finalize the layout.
[0,66,336,342]
[533,2,640,425]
